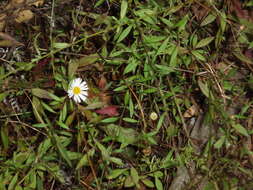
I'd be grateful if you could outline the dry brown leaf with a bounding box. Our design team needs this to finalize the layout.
[30,0,44,7]
[0,14,6,31]
[0,32,23,46]
[15,10,34,23]
[183,105,198,118]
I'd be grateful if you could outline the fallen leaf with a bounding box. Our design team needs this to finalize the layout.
[15,10,34,23]
[183,105,198,118]
[99,92,111,105]
[0,32,23,47]
[98,75,107,89]
[0,14,6,31]
[95,105,119,116]
[30,0,44,7]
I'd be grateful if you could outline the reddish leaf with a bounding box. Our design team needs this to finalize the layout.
[98,75,107,89]
[232,0,249,20]
[95,106,119,116]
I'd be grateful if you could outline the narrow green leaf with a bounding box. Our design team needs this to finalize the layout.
[55,135,72,167]
[94,0,105,7]
[1,126,9,150]
[123,118,138,123]
[192,50,206,61]
[156,37,170,56]
[130,167,139,187]
[68,60,79,79]
[8,173,18,190]
[155,177,163,190]
[232,124,249,137]
[107,169,128,180]
[56,121,70,130]
[142,88,157,94]
[155,64,174,74]
[32,88,52,100]
[117,25,133,43]
[200,14,217,26]
[120,0,128,19]
[76,149,95,169]
[198,80,212,98]
[169,46,178,67]
[114,85,127,92]
[0,92,8,102]
[101,117,119,123]
[53,42,69,49]
[109,157,124,165]
[32,123,48,128]
[214,135,226,149]
[141,178,155,188]
[124,61,138,74]
[41,102,56,113]
[196,37,214,48]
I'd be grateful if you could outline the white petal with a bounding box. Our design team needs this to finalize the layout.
[80,86,88,91]
[73,95,78,103]
[76,95,81,103]
[80,82,87,87]
[80,91,88,96]
[79,94,86,102]
[75,78,82,85]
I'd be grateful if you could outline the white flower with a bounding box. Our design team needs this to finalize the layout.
[68,78,88,103]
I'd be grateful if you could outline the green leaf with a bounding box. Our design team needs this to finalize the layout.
[130,167,139,187]
[114,85,127,92]
[55,135,72,167]
[124,60,138,74]
[123,118,138,123]
[8,173,18,190]
[232,124,249,137]
[32,123,48,128]
[169,46,178,67]
[175,14,188,31]
[94,139,110,160]
[120,0,128,19]
[141,178,155,188]
[107,168,128,180]
[109,157,124,165]
[76,149,95,169]
[214,135,226,149]
[155,37,170,56]
[155,177,163,190]
[53,42,69,49]
[101,117,119,123]
[56,121,70,130]
[155,64,174,74]
[124,176,135,188]
[117,25,133,43]
[95,0,105,7]
[28,172,36,188]
[0,92,8,102]
[191,50,206,61]
[198,80,213,98]
[1,126,9,150]
[68,60,79,79]
[103,124,139,146]
[62,102,67,122]
[196,37,214,48]
[32,88,53,100]
[41,102,56,113]
[200,14,216,26]
[233,50,253,65]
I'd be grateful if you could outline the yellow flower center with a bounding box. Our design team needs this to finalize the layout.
[73,86,81,95]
